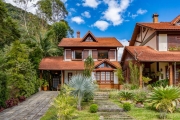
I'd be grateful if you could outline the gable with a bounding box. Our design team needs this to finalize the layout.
[81,31,98,42]
[95,61,117,69]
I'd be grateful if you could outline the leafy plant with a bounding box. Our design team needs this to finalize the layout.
[83,56,94,77]
[68,74,96,110]
[52,85,76,120]
[142,76,152,84]
[151,79,168,88]
[89,104,98,113]
[147,86,180,113]
[129,61,140,87]
[133,90,147,104]
[115,68,124,84]
[42,79,49,87]
[119,91,134,101]
[109,90,120,99]
[123,102,131,111]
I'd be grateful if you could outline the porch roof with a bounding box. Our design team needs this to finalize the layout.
[39,56,120,70]
[125,46,180,62]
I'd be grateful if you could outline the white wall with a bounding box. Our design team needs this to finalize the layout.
[159,62,168,80]
[114,71,119,84]
[159,34,167,51]
[64,71,83,84]
[145,36,157,50]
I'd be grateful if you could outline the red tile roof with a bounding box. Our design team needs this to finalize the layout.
[58,37,123,47]
[125,46,180,62]
[39,56,120,70]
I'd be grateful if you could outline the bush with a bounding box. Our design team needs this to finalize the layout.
[151,79,168,88]
[90,104,98,113]
[147,86,180,113]
[133,90,147,104]
[83,92,94,102]
[123,102,131,111]
[109,90,120,99]
[119,91,134,101]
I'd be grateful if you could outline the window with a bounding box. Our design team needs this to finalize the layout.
[85,36,93,42]
[96,71,114,83]
[98,50,108,59]
[74,50,82,59]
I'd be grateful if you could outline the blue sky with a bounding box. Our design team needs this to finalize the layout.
[5,0,180,44]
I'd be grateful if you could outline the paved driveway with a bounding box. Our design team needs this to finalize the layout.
[0,91,58,120]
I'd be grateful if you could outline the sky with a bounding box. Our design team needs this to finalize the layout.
[4,0,180,59]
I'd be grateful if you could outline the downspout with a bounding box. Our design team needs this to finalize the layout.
[174,62,176,86]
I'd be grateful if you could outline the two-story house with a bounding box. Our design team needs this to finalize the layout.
[39,31,123,90]
[121,14,180,87]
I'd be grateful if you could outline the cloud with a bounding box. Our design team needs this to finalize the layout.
[76,3,81,6]
[130,8,147,19]
[82,0,100,8]
[137,8,147,15]
[81,11,91,18]
[71,16,84,24]
[118,39,129,60]
[103,0,131,26]
[92,20,109,31]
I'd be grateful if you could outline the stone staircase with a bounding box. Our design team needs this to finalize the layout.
[94,91,134,120]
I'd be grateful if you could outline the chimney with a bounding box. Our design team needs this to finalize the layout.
[77,31,80,38]
[152,14,159,23]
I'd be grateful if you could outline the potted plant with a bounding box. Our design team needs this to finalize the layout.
[42,80,49,91]
[115,68,124,90]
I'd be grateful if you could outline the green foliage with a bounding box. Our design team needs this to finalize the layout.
[4,41,38,98]
[123,102,131,111]
[115,68,124,84]
[83,92,94,102]
[83,56,94,77]
[0,0,20,49]
[89,104,98,113]
[109,90,120,99]
[147,86,180,113]
[37,0,68,22]
[129,61,140,87]
[151,79,169,88]
[52,85,76,120]
[42,79,49,87]
[119,91,134,101]
[133,90,147,103]
[68,74,96,110]
[142,76,152,84]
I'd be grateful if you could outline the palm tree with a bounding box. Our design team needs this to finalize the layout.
[68,74,95,110]
[31,31,60,57]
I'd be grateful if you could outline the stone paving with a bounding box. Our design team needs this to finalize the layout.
[94,91,134,120]
[0,91,58,120]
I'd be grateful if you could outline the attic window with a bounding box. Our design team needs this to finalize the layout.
[175,20,180,26]
[85,36,93,42]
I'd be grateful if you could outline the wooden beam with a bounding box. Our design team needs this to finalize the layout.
[61,70,64,87]
[140,32,156,46]
[139,64,143,88]
[142,29,149,42]
[169,63,173,85]
[40,70,43,79]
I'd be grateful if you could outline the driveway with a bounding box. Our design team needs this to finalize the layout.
[0,91,58,120]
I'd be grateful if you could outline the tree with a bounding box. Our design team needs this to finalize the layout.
[129,61,140,87]
[36,0,68,23]
[115,68,124,84]
[4,40,38,98]
[83,56,94,77]
[68,74,95,110]
[0,0,20,49]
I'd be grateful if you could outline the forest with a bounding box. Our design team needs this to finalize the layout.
[0,0,73,110]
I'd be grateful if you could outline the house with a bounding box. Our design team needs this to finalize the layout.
[39,31,123,90]
[121,14,180,87]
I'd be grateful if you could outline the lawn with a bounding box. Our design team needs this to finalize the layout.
[112,99,180,120]
[41,101,99,120]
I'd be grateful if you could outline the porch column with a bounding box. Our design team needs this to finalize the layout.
[139,64,143,88]
[40,70,43,79]
[61,70,64,87]
[169,63,173,85]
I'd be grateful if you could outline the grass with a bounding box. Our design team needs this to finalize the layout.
[41,101,99,120]
[111,99,180,120]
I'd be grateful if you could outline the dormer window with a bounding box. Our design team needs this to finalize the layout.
[176,20,180,26]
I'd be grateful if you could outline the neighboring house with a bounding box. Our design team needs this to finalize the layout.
[121,14,180,87]
[39,31,123,90]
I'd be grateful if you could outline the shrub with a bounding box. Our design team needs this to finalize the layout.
[109,90,120,99]
[133,90,147,104]
[119,91,134,101]
[151,79,168,88]
[5,98,19,108]
[89,104,98,113]
[83,92,94,102]
[123,102,131,111]
[147,86,180,113]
